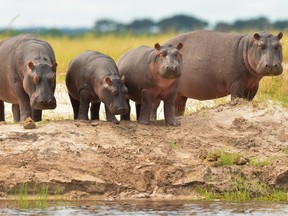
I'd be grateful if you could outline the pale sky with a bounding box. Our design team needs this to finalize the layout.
[1,0,288,29]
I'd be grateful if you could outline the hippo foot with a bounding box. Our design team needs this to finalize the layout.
[109,119,120,124]
[138,119,150,125]
[166,119,181,126]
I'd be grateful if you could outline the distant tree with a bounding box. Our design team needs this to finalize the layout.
[157,14,208,32]
[215,22,233,32]
[126,19,157,33]
[273,20,288,30]
[94,19,125,33]
[233,17,271,30]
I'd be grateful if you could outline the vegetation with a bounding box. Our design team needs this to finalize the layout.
[18,183,49,209]
[198,176,288,202]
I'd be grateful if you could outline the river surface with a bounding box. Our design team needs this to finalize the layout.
[0,200,288,215]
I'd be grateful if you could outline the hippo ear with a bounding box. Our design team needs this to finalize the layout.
[277,32,283,40]
[105,77,111,85]
[52,62,57,72]
[253,33,261,40]
[177,43,183,50]
[154,43,161,51]
[28,62,35,71]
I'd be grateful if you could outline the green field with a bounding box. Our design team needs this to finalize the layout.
[1,31,287,106]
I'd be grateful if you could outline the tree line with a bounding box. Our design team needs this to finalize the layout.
[94,15,288,34]
[1,14,288,36]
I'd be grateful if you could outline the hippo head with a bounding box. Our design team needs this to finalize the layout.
[155,42,183,79]
[23,62,57,110]
[98,76,129,115]
[248,32,283,76]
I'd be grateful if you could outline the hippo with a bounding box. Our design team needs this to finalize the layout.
[161,30,283,115]
[0,34,57,122]
[118,42,183,126]
[65,50,129,124]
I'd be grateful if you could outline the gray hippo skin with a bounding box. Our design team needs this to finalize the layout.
[118,42,183,126]
[65,50,129,124]
[164,30,283,115]
[0,34,57,122]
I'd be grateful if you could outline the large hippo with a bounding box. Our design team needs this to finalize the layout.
[163,30,283,115]
[0,34,57,122]
[118,42,183,126]
[65,50,129,124]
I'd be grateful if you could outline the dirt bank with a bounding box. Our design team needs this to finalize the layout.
[0,96,288,200]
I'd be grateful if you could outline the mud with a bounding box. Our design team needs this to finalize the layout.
[0,86,288,201]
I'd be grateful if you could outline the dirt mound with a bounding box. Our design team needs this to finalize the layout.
[0,100,288,200]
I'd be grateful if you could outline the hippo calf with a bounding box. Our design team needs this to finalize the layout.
[162,30,283,115]
[66,50,129,124]
[118,42,183,126]
[0,34,57,122]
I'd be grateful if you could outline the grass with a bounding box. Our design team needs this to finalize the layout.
[17,182,49,209]
[197,175,288,202]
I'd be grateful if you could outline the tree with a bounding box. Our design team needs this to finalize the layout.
[157,14,208,32]
[233,17,271,30]
[126,19,157,33]
[94,19,124,33]
[273,20,288,30]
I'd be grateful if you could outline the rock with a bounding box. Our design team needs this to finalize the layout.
[22,117,36,129]
[234,156,249,165]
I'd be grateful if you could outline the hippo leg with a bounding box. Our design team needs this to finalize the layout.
[12,104,20,122]
[175,95,187,116]
[150,100,161,121]
[105,105,119,124]
[244,85,259,101]
[68,93,80,120]
[138,90,152,125]
[14,82,32,121]
[77,91,90,120]
[32,110,42,122]
[164,97,180,126]
[120,99,131,121]
[136,104,141,120]
[0,100,4,121]
[90,102,101,120]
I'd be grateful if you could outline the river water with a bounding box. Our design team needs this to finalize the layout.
[1,200,288,215]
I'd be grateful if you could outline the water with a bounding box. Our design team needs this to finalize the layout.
[1,200,288,215]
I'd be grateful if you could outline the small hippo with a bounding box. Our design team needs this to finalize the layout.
[162,30,283,115]
[118,42,183,126]
[0,34,57,122]
[65,50,129,123]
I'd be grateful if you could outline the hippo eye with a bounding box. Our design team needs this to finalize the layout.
[258,42,265,49]
[123,86,128,94]
[51,73,56,82]
[32,75,41,84]
[160,51,167,57]
[111,89,118,96]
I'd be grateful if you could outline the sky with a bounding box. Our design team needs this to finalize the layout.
[1,0,288,29]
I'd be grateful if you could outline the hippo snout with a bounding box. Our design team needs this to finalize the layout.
[32,96,57,110]
[263,63,283,75]
[160,65,182,79]
[109,105,129,115]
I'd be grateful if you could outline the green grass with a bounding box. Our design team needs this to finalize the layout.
[17,182,49,209]
[198,176,288,202]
